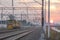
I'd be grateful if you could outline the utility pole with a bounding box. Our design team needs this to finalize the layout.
[42,0,44,33]
[0,1,3,21]
[12,0,14,15]
[39,0,46,40]
[48,0,50,38]
[34,0,46,36]
[44,0,46,34]
[1,8,3,21]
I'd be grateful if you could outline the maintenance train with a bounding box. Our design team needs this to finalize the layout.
[7,20,21,30]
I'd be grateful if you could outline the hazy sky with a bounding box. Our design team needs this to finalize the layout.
[0,0,60,23]
[48,0,60,23]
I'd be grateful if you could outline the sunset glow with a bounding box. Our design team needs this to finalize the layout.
[51,0,59,3]
[50,20,54,23]
[50,5,56,11]
[0,0,60,23]
[47,0,60,22]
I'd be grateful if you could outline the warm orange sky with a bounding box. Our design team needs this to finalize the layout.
[20,0,60,22]
[50,0,60,22]
[18,0,60,22]
[46,0,60,23]
[0,0,60,23]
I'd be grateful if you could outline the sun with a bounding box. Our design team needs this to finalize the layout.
[50,5,56,11]
[50,20,54,23]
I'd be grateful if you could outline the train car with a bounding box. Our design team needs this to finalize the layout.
[7,20,21,30]
[7,14,21,30]
[0,21,7,30]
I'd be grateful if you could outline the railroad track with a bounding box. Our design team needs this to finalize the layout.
[0,29,20,34]
[0,27,36,40]
[0,27,32,34]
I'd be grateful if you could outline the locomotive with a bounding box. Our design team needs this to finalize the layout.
[7,14,21,30]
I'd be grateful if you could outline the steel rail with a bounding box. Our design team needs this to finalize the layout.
[0,27,35,40]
